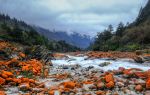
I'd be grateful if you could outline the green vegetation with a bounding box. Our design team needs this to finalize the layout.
[90,1,150,51]
[0,13,80,52]
[20,71,34,79]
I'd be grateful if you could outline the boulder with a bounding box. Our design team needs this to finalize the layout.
[134,56,144,63]
[135,85,143,91]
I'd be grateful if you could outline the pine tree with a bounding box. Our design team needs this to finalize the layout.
[116,22,125,37]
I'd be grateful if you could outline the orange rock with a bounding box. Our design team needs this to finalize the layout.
[48,90,54,95]
[19,59,43,75]
[146,78,150,89]
[105,74,114,83]
[6,78,13,82]
[21,78,30,83]
[22,65,30,71]
[123,69,132,75]
[83,80,93,84]
[0,91,6,95]
[24,93,31,95]
[135,72,147,79]
[96,91,106,95]
[146,70,150,78]
[63,88,71,92]
[1,74,8,79]
[13,78,22,84]
[2,71,13,78]
[106,81,115,88]
[19,52,26,58]
[76,83,82,88]
[29,79,35,83]
[135,85,143,91]
[0,77,5,85]
[63,81,76,89]
[6,58,19,65]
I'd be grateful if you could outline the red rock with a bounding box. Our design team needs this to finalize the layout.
[0,91,6,95]
[146,70,150,78]
[123,69,133,76]
[13,78,21,84]
[63,81,76,89]
[135,85,143,91]
[96,91,105,95]
[135,72,147,79]
[19,52,26,58]
[48,90,54,95]
[84,94,92,95]
[2,71,13,77]
[106,81,115,88]
[105,74,114,83]
[146,78,150,89]
[83,80,93,84]
[0,77,5,85]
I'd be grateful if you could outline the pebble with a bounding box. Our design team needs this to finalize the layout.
[116,82,124,87]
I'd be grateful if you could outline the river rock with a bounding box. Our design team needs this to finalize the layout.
[116,82,124,87]
[97,82,105,89]
[99,62,111,67]
[135,85,143,91]
[145,91,150,95]
[134,56,144,63]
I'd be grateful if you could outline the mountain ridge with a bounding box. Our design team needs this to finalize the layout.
[33,26,93,49]
[0,13,80,52]
[91,0,150,51]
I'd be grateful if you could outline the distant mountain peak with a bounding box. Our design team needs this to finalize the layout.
[33,26,93,49]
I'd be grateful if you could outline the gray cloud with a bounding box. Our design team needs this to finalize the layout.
[0,0,148,37]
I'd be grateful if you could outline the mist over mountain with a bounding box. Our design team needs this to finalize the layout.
[34,26,93,48]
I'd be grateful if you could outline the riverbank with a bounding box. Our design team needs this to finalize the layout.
[0,41,150,95]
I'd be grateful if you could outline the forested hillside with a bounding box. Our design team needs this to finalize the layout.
[0,14,80,52]
[91,0,150,51]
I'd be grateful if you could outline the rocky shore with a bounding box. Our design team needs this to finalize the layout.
[0,41,150,95]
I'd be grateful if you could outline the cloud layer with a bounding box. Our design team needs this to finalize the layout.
[0,0,148,36]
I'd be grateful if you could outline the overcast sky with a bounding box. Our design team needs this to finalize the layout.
[0,0,148,37]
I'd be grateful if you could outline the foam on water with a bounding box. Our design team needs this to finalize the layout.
[51,55,150,71]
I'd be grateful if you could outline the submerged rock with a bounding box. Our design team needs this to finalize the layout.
[134,56,144,63]
[99,62,111,67]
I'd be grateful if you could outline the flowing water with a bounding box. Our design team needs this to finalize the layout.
[52,55,150,71]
